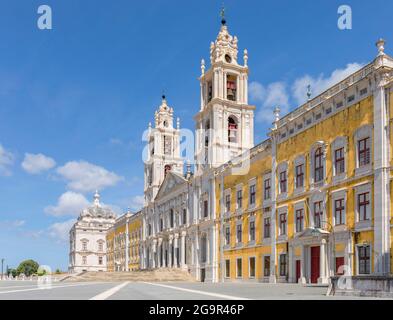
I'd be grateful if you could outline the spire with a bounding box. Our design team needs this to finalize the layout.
[93,190,101,207]
[155,93,174,128]
[376,38,386,56]
[220,3,226,26]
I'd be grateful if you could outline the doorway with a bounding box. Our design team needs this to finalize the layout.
[310,246,320,283]
[200,268,206,282]
[295,260,301,283]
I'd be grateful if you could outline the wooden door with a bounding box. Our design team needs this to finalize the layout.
[310,246,320,284]
[296,260,301,282]
[336,257,345,275]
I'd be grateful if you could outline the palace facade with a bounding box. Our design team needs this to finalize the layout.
[70,18,393,283]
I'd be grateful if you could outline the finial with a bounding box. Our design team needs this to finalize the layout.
[201,59,205,75]
[177,117,180,130]
[148,122,152,129]
[93,190,100,206]
[307,84,312,101]
[220,3,226,25]
[273,107,280,123]
[376,38,386,56]
[243,49,248,67]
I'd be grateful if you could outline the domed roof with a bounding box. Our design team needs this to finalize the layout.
[79,191,116,220]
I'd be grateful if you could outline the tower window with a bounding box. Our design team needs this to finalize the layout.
[228,116,238,143]
[226,75,237,101]
[164,165,171,176]
[163,135,171,155]
[207,81,213,102]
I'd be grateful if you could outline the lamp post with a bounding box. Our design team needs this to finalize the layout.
[1,258,4,280]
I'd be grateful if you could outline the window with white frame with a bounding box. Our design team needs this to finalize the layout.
[279,213,287,235]
[294,155,305,190]
[236,188,243,209]
[279,254,287,276]
[279,171,287,194]
[264,256,270,277]
[225,226,230,245]
[264,218,271,238]
[358,245,371,274]
[310,143,326,185]
[358,192,370,221]
[334,198,345,225]
[264,177,271,200]
[249,220,255,242]
[82,240,88,251]
[98,256,103,265]
[354,125,372,174]
[249,182,256,206]
[295,208,304,232]
[236,224,242,243]
[314,201,323,228]
[82,256,87,265]
[225,193,231,213]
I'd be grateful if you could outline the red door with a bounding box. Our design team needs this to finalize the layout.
[295,260,301,282]
[310,246,320,284]
[336,257,345,275]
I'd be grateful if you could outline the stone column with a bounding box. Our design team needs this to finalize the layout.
[169,236,173,268]
[300,245,307,284]
[174,234,179,268]
[125,218,129,271]
[318,239,328,284]
[181,232,186,269]
[288,244,294,283]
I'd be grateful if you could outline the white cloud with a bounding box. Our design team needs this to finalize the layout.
[291,63,364,105]
[249,81,289,123]
[56,160,123,192]
[0,219,26,228]
[45,191,90,217]
[48,219,75,242]
[0,144,14,176]
[129,195,144,211]
[21,153,56,174]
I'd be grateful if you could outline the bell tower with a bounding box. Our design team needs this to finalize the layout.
[194,14,255,172]
[144,95,183,205]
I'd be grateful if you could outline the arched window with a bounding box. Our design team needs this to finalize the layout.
[164,164,171,176]
[314,147,324,182]
[228,116,238,143]
[226,74,237,101]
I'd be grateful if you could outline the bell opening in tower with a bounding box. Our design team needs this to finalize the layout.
[228,116,238,143]
[164,164,172,176]
[226,74,237,101]
[207,81,213,103]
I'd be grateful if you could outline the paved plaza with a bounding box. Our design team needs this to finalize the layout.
[0,280,389,300]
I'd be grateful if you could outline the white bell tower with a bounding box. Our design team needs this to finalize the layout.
[194,17,255,172]
[144,95,183,205]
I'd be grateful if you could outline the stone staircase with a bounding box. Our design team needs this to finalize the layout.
[63,268,195,283]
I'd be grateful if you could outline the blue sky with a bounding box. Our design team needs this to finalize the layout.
[0,0,392,271]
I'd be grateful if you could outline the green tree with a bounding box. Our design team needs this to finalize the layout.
[55,268,62,274]
[16,259,39,276]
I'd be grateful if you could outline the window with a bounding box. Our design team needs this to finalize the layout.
[279,254,287,277]
[264,178,271,200]
[295,164,304,188]
[334,199,345,225]
[249,257,256,278]
[358,137,370,166]
[98,242,103,252]
[236,224,242,243]
[225,260,230,278]
[82,256,87,265]
[228,116,238,143]
[348,95,355,103]
[279,171,287,193]
[207,81,213,102]
[236,258,242,278]
[314,147,324,182]
[249,221,255,242]
[264,218,271,238]
[163,135,171,155]
[170,209,174,228]
[227,75,237,101]
[148,223,152,236]
[279,213,287,235]
[249,184,256,205]
[203,200,208,218]
[225,226,230,245]
[295,209,304,232]
[264,256,270,277]
[225,194,231,212]
[358,192,370,221]
[82,241,87,251]
[236,189,243,209]
[182,209,187,225]
[98,256,103,265]
[201,236,207,263]
[334,147,345,175]
[314,201,323,228]
[160,217,164,231]
[358,246,371,274]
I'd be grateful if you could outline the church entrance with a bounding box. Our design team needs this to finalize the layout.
[310,246,320,284]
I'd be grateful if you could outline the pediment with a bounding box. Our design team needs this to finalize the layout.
[155,171,186,200]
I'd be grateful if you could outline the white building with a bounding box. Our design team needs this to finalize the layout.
[69,191,116,273]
